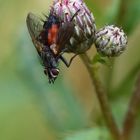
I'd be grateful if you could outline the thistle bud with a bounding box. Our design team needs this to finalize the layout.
[51,0,96,53]
[95,25,128,57]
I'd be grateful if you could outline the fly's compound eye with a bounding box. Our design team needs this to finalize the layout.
[50,68,59,78]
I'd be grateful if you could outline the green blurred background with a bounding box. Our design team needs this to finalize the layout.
[0,0,140,140]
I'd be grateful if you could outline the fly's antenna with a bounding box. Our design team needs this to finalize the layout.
[70,9,80,22]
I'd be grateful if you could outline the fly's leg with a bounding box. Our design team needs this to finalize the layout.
[70,9,80,21]
[59,54,77,67]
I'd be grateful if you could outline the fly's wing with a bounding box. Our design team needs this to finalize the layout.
[56,22,75,53]
[26,12,44,56]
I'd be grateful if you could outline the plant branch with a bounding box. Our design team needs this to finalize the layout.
[80,53,120,140]
[122,73,140,140]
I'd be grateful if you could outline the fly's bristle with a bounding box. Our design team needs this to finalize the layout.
[39,17,45,23]
[70,9,80,21]
[42,12,48,19]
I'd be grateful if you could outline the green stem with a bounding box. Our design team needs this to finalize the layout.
[80,54,120,140]
[121,73,140,140]
[106,58,115,95]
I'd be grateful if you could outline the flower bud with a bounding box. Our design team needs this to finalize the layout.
[95,25,128,57]
[51,0,96,53]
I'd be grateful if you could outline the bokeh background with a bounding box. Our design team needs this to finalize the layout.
[0,0,140,140]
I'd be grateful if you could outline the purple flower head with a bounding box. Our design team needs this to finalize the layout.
[51,0,96,53]
[95,25,128,57]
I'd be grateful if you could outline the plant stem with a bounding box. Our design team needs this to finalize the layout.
[121,73,140,140]
[106,58,115,95]
[80,53,120,140]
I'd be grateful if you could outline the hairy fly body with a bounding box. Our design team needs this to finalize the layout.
[26,10,79,83]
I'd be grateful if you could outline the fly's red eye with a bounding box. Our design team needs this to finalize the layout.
[51,68,59,76]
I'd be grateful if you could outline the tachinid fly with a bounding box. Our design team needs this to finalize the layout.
[26,10,79,83]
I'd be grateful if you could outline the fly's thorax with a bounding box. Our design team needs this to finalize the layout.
[43,13,60,30]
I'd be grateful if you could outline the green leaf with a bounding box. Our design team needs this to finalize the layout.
[104,0,121,23]
[118,0,140,34]
[63,127,111,140]
[92,54,114,68]
[92,54,107,65]
[111,99,128,129]
[110,62,140,99]
[85,0,102,24]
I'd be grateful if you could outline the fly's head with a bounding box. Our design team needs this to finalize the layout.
[44,67,59,83]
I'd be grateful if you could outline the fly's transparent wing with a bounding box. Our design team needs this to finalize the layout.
[26,12,44,56]
[56,22,75,53]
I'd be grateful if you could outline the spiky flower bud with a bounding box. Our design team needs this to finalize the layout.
[51,0,96,53]
[95,25,128,57]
